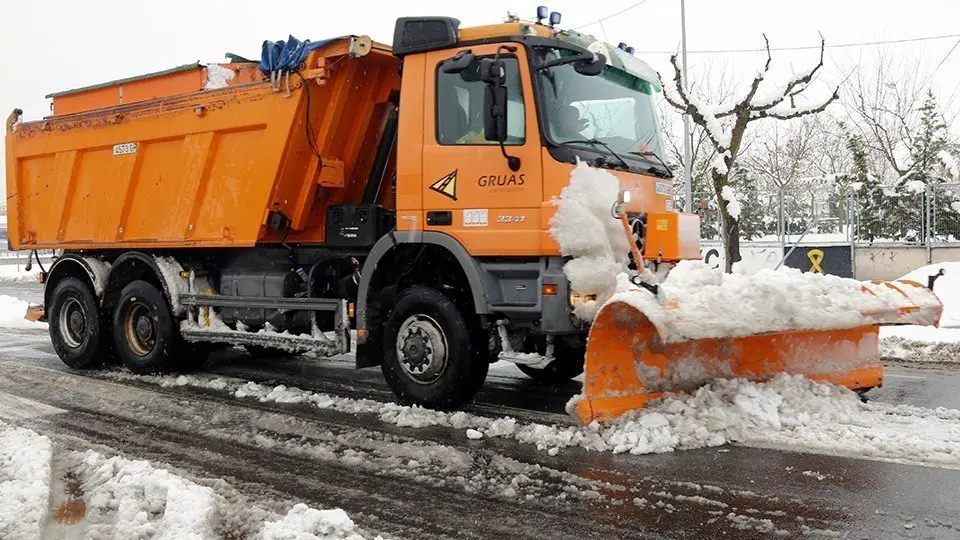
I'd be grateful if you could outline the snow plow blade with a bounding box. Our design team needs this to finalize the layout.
[575,279,942,424]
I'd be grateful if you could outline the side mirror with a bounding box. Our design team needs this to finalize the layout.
[483,85,508,142]
[440,50,476,74]
[574,53,606,76]
[480,58,508,143]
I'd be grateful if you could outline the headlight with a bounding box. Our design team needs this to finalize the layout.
[569,291,598,307]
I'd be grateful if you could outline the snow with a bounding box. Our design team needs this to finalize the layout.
[720,185,740,220]
[938,150,959,180]
[261,504,362,540]
[0,422,366,539]
[0,295,45,329]
[204,64,235,90]
[0,264,41,283]
[711,152,729,175]
[660,73,732,150]
[607,260,936,344]
[905,179,927,194]
[114,371,960,469]
[154,256,188,315]
[466,429,484,440]
[548,161,631,320]
[0,424,52,540]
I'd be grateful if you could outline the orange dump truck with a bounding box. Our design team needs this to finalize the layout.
[5,12,940,423]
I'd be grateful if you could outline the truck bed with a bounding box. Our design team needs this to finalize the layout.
[5,38,399,251]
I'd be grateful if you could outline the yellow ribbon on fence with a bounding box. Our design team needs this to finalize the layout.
[807,249,825,273]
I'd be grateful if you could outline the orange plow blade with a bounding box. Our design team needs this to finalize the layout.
[575,279,942,425]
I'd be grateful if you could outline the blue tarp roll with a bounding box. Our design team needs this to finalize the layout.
[259,35,349,76]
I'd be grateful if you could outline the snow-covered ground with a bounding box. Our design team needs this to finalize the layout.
[104,370,960,469]
[0,422,367,540]
[0,264,42,284]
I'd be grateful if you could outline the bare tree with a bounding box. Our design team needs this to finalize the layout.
[661,36,839,271]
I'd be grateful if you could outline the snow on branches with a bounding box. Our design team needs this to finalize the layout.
[660,35,839,272]
[660,35,839,156]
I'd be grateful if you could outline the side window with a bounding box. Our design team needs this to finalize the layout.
[436,57,526,145]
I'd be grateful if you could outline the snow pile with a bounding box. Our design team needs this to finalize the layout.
[117,371,960,468]
[608,260,933,343]
[0,295,45,329]
[204,64,235,90]
[548,161,632,320]
[0,424,52,539]
[720,185,740,220]
[262,504,362,540]
[75,451,219,538]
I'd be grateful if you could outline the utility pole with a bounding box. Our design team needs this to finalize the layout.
[680,0,693,213]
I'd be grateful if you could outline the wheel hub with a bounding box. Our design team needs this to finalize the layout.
[58,298,87,349]
[123,302,156,357]
[396,315,448,384]
[135,315,154,343]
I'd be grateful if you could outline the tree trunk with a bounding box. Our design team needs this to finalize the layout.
[712,170,743,273]
[722,213,742,273]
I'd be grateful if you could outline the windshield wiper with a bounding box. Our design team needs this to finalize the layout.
[628,150,674,179]
[563,139,630,170]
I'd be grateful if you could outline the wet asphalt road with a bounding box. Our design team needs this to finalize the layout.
[1,284,960,538]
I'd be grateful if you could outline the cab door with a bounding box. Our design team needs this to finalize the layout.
[420,44,542,256]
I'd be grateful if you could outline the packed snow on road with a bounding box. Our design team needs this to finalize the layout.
[0,422,366,539]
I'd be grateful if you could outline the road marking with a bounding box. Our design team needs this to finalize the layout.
[0,391,65,421]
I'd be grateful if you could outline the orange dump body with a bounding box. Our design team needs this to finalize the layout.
[6,40,399,250]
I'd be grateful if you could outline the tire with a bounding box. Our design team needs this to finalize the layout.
[111,280,182,374]
[382,285,488,409]
[244,345,294,359]
[47,277,111,369]
[516,336,586,383]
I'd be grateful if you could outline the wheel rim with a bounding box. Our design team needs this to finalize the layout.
[58,298,87,348]
[395,314,448,384]
[123,301,156,357]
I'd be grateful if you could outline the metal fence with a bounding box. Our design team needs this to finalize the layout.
[688,183,960,246]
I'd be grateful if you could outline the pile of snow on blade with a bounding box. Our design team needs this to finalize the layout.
[548,161,632,320]
[119,372,960,468]
[0,424,52,539]
[611,260,934,343]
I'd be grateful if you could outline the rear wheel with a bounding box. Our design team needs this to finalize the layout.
[516,336,586,383]
[382,286,488,409]
[112,280,182,374]
[48,277,111,369]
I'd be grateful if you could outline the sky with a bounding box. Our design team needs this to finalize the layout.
[3,0,960,184]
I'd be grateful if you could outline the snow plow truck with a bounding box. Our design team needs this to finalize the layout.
[5,11,943,424]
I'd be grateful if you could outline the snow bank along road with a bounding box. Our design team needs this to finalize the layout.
[0,297,959,537]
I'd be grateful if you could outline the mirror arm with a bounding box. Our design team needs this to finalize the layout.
[493,45,521,172]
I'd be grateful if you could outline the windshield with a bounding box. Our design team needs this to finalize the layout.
[534,47,665,163]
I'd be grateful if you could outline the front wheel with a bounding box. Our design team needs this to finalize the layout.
[112,280,183,374]
[382,286,488,409]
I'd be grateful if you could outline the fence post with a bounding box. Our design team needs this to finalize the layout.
[777,187,785,245]
[849,186,856,279]
[926,184,933,264]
